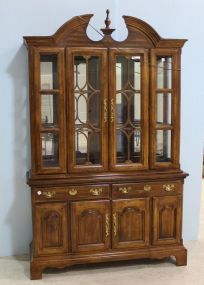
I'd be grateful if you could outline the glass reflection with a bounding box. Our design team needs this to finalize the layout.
[115,56,141,164]
[156,130,171,162]
[40,54,58,90]
[157,56,172,89]
[74,55,101,165]
[41,133,59,167]
[157,93,171,125]
[41,94,58,127]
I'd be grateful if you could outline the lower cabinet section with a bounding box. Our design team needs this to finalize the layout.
[71,200,110,252]
[34,202,68,256]
[32,181,185,280]
[152,195,182,245]
[112,198,150,249]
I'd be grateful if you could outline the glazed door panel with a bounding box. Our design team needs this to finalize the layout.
[34,202,68,256]
[150,49,180,169]
[71,200,110,252]
[33,47,66,174]
[109,48,149,171]
[67,48,108,173]
[112,198,150,249]
[152,196,182,245]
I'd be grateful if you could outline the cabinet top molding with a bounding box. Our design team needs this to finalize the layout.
[23,13,187,48]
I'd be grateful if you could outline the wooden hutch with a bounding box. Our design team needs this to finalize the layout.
[24,11,188,280]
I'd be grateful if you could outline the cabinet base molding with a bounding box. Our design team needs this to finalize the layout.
[30,244,187,280]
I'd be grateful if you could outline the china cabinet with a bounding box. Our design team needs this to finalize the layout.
[24,11,188,280]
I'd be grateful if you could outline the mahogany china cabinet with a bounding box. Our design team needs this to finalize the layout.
[24,11,188,279]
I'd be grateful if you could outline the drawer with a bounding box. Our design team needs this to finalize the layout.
[112,181,182,198]
[33,184,110,202]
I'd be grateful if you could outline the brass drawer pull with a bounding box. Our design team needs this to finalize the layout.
[105,214,110,237]
[113,213,117,236]
[144,185,151,192]
[90,188,103,196]
[42,191,56,199]
[104,98,108,123]
[68,189,78,196]
[119,186,131,194]
[163,184,175,192]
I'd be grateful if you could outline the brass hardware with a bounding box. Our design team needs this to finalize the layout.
[68,189,78,196]
[118,186,131,194]
[104,98,108,123]
[42,191,56,199]
[144,185,151,192]
[105,214,109,237]
[37,190,42,196]
[113,213,117,236]
[90,188,103,196]
[163,184,175,192]
[110,99,115,123]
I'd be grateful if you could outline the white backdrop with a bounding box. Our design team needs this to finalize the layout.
[0,0,203,256]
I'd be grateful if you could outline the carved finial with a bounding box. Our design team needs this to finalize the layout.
[101,9,115,36]
[105,9,111,29]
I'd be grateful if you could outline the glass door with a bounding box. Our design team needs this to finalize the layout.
[150,49,180,169]
[109,48,149,171]
[67,48,108,172]
[33,47,66,174]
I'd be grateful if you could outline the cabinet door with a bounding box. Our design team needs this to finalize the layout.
[34,202,68,256]
[150,49,180,169]
[67,48,108,173]
[112,198,150,249]
[32,47,66,174]
[109,48,149,171]
[152,196,182,245]
[71,200,110,252]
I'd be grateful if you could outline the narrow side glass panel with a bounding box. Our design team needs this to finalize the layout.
[156,130,171,162]
[41,94,58,127]
[157,56,172,89]
[74,55,101,165]
[40,54,58,90]
[41,133,59,167]
[115,56,141,164]
[157,93,172,125]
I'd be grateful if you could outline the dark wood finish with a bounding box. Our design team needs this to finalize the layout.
[71,200,110,252]
[152,196,182,245]
[24,12,188,280]
[34,202,68,256]
[112,198,150,249]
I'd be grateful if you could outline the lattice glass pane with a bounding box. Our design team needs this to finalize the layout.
[41,94,58,127]
[116,93,128,124]
[157,56,172,89]
[41,133,59,167]
[40,54,58,90]
[74,55,101,166]
[131,93,141,124]
[116,130,128,163]
[156,130,171,162]
[157,93,172,125]
[115,55,142,164]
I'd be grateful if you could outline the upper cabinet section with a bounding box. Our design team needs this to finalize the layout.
[24,11,186,177]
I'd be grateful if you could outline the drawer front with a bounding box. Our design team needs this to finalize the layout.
[112,181,182,198]
[33,184,110,202]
